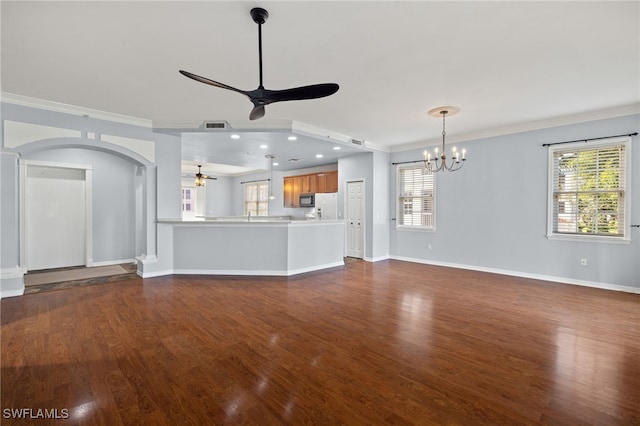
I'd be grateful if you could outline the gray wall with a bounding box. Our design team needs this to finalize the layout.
[24,147,138,263]
[372,150,390,260]
[389,114,640,290]
[205,176,234,217]
[1,153,20,268]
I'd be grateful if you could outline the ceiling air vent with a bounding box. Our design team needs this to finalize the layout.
[203,121,228,130]
[351,138,364,146]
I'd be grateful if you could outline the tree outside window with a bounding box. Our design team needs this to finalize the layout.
[550,138,628,239]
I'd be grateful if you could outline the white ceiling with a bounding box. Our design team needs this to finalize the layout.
[2,1,639,174]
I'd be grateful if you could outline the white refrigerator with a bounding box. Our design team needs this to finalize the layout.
[314,193,338,220]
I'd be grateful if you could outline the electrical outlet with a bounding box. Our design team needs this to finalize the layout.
[427,243,432,250]
[580,258,587,266]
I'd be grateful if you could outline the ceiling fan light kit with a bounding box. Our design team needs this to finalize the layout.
[194,164,216,186]
[180,7,339,120]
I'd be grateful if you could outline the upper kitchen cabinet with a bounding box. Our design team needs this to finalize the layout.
[283,170,338,207]
[283,176,300,208]
[300,174,314,195]
[317,171,338,193]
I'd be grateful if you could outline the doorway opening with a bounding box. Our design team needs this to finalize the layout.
[20,160,93,271]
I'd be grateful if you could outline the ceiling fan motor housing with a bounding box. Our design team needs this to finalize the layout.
[250,8,269,24]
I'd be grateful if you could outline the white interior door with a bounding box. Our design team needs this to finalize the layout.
[346,181,364,258]
[26,166,86,270]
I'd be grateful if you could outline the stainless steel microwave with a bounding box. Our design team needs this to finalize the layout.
[299,193,315,207]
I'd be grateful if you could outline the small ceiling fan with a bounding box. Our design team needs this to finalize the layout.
[179,7,339,120]
[182,165,217,186]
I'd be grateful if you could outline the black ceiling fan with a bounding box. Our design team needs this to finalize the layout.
[182,165,217,186]
[179,7,339,120]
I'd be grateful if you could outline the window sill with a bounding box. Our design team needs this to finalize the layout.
[546,234,631,244]
[396,226,436,233]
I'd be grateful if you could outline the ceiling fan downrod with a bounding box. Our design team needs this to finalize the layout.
[250,8,269,89]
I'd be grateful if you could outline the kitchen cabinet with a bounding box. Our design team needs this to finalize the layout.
[283,176,303,208]
[300,174,320,194]
[283,177,296,207]
[326,171,338,192]
[292,177,301,207]
[283,170,338,207]
[317,171,338,193]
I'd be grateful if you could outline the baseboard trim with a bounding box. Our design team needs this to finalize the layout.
[287,261,345,276]
[138,269,172,279]
[91,258,137,267]
[174,269,288,276]
[1,266,27,279]
[1,286,25,298]
[174,261,345,277]
[389,255,640,294]
[141,261,345,279]
[364,255,390,263]
[0,266,26,298]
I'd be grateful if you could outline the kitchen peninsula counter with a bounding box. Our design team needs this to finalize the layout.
[153,218,345,277]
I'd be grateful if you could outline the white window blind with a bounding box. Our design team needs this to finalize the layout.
[243,181,269,216]
[181,188,195,214]
[397,165,435,229]
[549,139,628,238]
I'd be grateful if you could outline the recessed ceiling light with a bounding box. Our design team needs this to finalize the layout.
[288,136,297,141]
[333,146,341,150]
[272,162,279,166]
[260,144,268,149]
[315,154,323,158]
[230,134,240,139]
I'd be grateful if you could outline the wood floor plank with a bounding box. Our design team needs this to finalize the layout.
[1,260,639,424]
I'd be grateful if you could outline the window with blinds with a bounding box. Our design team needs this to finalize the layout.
[243,181,269,216]
[181,188,194,214]
[397,165,435,229]
[548,137,629,240]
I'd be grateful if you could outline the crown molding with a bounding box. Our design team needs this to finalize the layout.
[1,92,152,128]
[390,103,640,153]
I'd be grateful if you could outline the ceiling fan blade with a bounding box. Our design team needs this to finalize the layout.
[205,176,218,180]
[179,70,247,95]
[266,83,339,103]
[249,105,265,120]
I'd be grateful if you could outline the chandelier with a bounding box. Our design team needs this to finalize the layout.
[423,106,466,172]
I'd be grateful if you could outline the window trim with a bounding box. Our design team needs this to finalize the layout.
[396,164,436,231]
[242,180,270,217]
[546,136,631,243]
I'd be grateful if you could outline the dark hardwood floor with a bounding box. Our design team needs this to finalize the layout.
[1,260,639,425]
